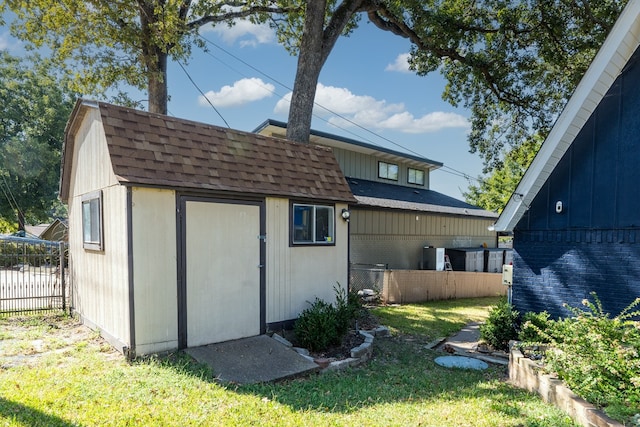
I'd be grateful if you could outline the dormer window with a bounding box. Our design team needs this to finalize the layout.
[378,161,398,181]
[408,168,425,185]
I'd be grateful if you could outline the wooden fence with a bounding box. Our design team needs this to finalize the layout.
[381,270,506,304]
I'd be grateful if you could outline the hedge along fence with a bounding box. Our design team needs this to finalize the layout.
[0,236,64,268]
[381,270,506,304]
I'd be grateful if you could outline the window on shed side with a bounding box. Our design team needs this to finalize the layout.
[408,168,425,185]
[292,203,335,245]
[82,191,103,251]
[378,161,398,181]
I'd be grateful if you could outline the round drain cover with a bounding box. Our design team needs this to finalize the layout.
[434,355,488,370]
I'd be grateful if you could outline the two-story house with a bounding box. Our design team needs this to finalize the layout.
[255,120,498,270]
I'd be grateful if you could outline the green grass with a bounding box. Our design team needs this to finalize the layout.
[371,296,499,340]
[0,298,578,426]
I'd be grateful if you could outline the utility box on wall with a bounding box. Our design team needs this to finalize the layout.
[422,247,445,271]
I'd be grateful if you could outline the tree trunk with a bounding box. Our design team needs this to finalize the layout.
[286,1,327,143]
[148,50,168,115]
[139,1,168,115]
[286,0,368,143]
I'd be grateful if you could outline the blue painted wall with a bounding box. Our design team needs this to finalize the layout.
[513,45,640,318]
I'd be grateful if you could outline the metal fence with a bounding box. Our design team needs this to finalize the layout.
[0,236,68,316]
[349,263,387,294]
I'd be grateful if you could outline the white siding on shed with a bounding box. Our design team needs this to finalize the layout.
[131,187,178,355]
[265,198,349,323]
[67,108,131,351]
[69,186,130,351]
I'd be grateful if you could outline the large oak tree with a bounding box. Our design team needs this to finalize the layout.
[2,0,628,172]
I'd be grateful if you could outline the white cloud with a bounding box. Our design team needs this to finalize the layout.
[385,53,411,73]
[274,83,468,134]
[199,77,275,108]
[204,20,275,47]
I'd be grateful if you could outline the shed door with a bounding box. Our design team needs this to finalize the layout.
[184,200,261,347]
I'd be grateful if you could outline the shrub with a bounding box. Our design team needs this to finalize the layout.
[518,310,552,344]
[294,297,339,352]
[294,284,362,352]
[541,293,640,421]
[334,285,362,336]
[479,296,519,351]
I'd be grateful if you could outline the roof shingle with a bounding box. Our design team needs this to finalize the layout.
[61,100,356,203]
[347,178,498,218]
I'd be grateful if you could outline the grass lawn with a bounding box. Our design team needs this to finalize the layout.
[0,297,578,426]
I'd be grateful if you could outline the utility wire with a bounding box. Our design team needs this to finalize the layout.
[196,34,480,183]
[176,59,231,128]
[0,173,24,222]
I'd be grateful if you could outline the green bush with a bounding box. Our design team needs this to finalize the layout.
[334,285,362,336]
[294,284,362,352]
[479,296,519,351]
[540,293,640,421]
[294,297,339,352]
[518,310,553,344]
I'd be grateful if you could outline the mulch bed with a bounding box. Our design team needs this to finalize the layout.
[284,308,380,360]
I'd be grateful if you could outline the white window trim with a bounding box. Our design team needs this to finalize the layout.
[81,190,103,251]
[291,203,335,246]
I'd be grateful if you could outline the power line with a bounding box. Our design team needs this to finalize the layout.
[0,173,24,223]
[195,34,481,183]
[175,59,231,128]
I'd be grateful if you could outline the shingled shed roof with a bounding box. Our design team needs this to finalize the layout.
[60,100,356,203]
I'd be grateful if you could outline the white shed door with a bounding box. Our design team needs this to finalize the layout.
[185,201,260,347]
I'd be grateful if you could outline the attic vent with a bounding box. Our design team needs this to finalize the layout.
[350,180,358,185]
[414,190,420,194]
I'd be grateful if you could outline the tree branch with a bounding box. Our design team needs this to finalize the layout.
[367,5,531,109]
[186,5,301,30]
[319,0,369,65]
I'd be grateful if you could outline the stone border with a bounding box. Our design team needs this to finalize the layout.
[321,326,389,373]
[274,326,389,374]
[509,347,623,427]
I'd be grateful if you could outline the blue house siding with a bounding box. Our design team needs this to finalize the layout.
[513,230,640,318]
[513,45,640,318]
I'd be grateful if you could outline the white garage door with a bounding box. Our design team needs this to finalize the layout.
[185,200,261,347]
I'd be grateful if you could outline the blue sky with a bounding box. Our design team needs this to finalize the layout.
[0,15,485,201]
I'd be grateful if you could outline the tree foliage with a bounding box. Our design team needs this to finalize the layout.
[364,0,627,171]
[1,0,302,114]
[2,0,628,176]
[463,137,541,212]
[0,52,76,229]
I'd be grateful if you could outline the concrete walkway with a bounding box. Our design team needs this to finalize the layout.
[185,335,320,384]
[432,322,509,365]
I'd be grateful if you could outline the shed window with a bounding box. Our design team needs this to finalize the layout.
[292,203,335,245]
[408,168,425,185]
[378,161,398,181]
[82,191,103,251]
